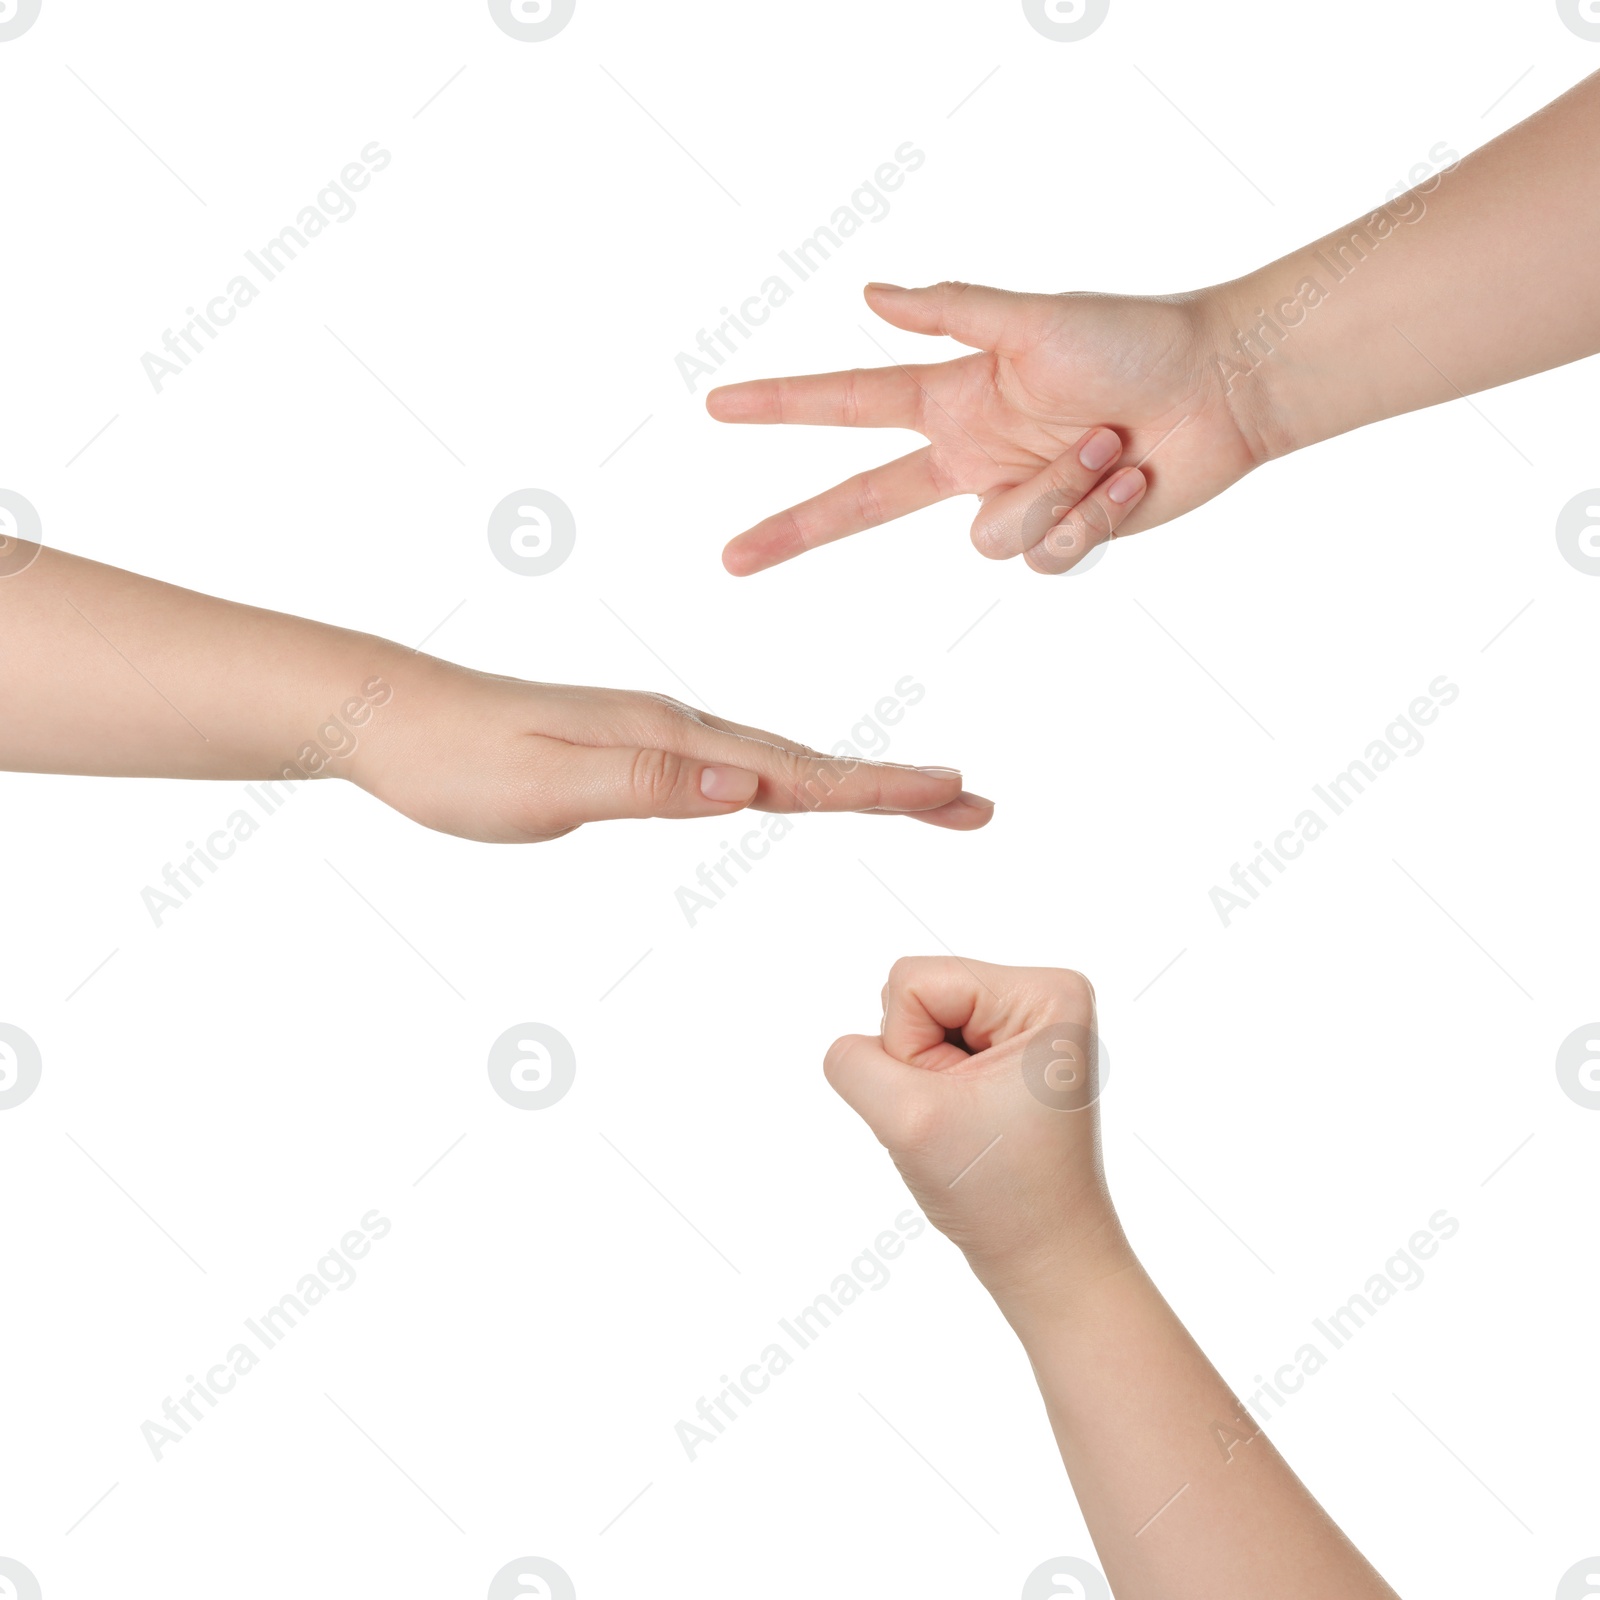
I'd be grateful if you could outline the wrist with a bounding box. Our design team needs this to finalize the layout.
[1200,248,1408,463]
[260,627,411,792]
[995,1244,1146,1354]
[1194,275,1317,464]
[979,1202,1139,1338]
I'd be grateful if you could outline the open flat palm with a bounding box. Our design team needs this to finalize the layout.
[709,281,1266,576]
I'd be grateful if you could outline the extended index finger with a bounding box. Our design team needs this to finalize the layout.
[706,364,929,429]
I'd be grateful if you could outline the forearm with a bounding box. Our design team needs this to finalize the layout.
[1213,69,1600,458]
[0,545,398,781]
[1002,1260,1400,1600]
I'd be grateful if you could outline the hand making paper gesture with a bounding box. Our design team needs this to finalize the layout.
[0,544,991,842]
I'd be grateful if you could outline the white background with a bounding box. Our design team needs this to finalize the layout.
[2,2,1598,1596]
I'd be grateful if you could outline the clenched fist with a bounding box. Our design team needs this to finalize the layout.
[824,956,1131,1311]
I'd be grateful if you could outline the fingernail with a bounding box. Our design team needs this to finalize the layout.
[701,765,758,802]
[1107,468,1146,505]
[958,790,995,808]
[1078,429,1120,472]
[865,281,906,293]
[916,766,961,778]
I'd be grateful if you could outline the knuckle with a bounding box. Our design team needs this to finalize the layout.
[782,504,817,553]
[887,954,942,994]
[842,369,863,427]
[1048,967,1096,1013]
[890,1097,941,1157]
[634,691,697,737]
[887,956,921,990]
[629,746,689,809]
[822,1035,853,1087]
[1018,490,1065,550]
[855,473,887,529]
[785,750,850,811]
[526,822,581,845]
[641,691,695,719]
[509,793,581,845]
[1048,454,1088,496]
[1035,500,1109,568]
[1042,517,1087,563]
[1079,496,1115,541]
[1029,526,1077,572]
[508,768,576,841]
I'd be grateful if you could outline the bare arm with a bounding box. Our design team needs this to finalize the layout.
[711,71,1600,576]
[1010,1264,1393,1596]
[0,543,990,839]
[0,543,385,781]
[1231,68,1600,458]
[826,958,1399,1599]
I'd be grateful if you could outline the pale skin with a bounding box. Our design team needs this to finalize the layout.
[0,545,993,841]
[825,958,1400,1600]
[712,70,1600,577]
